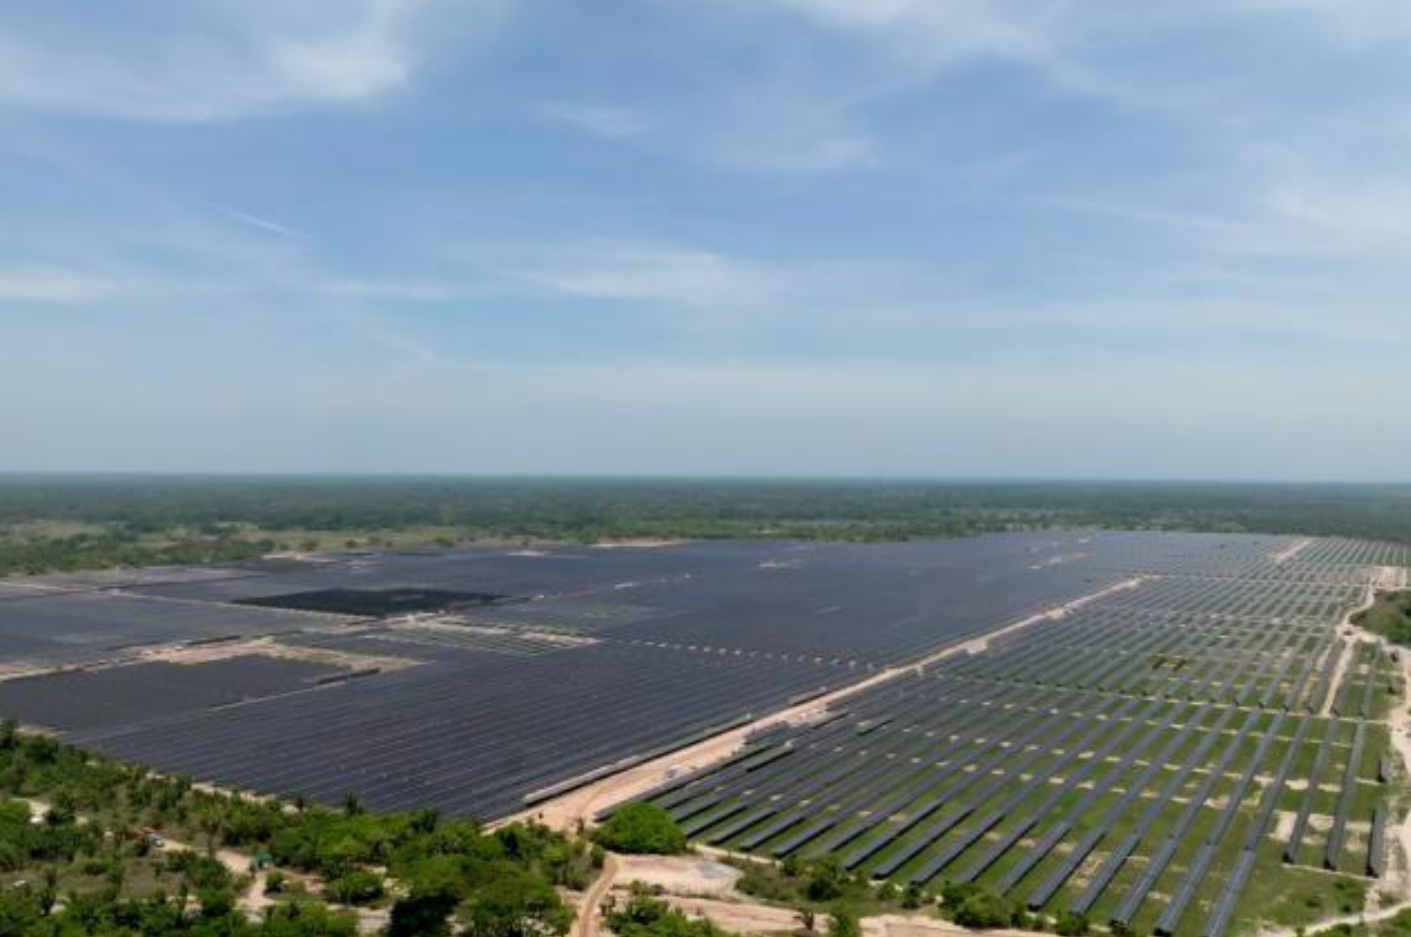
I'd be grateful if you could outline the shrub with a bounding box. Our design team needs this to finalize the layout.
[329,869,384,905]
[829,905,861,937]
[953,892,1012,930]
[593,804,686,855]
[602,885,734,937]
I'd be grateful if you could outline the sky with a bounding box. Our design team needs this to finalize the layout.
[1,0,1408,480]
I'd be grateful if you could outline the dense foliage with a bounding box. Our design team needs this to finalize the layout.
[4,476,1411,575]
[0,722,590,937]
[591,804,687,855]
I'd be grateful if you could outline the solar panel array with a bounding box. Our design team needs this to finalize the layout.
[0,529,1405,932]
[621,539,1406,937]
[0,531,1161,816]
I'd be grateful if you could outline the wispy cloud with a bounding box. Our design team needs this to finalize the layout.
[0,0,480,121]
[502,240,931,328]
[0,264,115,303]
[216,206,312,241]
[539,101,648,138]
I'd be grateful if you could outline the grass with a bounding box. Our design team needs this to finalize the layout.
[1354,593,1411,647]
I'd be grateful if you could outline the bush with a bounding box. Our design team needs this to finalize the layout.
[261,900,360,937]
[805,858,850,903]
[1055,911,1089,936]
[329,869,384,905]
[829,906,861,937]
[603,885,735,937]
[953,892,1012,930]
[593,804,687,855]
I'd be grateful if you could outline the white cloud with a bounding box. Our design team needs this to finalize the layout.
[501,240,935,330]
[1267,184,1411,248]
[540,102,648,138]
[0,265,115,303]
[511,242,775,308]
[0,0,484,121]
[750,0,1065,74]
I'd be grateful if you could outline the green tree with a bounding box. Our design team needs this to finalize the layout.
[458,869,574,937]
[805,858,850,903]
[389,857,469,937]
[592,804,687,855]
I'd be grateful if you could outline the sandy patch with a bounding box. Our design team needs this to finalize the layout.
[615,855,743,898]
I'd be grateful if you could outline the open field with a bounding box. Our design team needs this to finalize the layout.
[3,530,1411,937]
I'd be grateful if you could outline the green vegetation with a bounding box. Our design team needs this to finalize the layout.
[0,719,589,937]
[827,905,860,937]
[733,856,876,910]
[4,476,1411,576]
[591,803,687,855]
[938,882,1026,931]
[1310,906,1411,937]
[602,884,741,937]
[730,856,1024,930]
[1354,592,1411,646]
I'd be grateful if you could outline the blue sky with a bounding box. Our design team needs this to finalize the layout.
[1,0,1407,479]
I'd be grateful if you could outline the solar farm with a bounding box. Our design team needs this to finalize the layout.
[2,531,1411,937]
[602,536,1411,937]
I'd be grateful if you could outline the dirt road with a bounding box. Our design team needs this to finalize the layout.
[509,576,1145,831]
[577,854,619,937]
[1256,589,1411,937]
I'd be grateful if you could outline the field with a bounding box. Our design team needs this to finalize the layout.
[2,530,1410,937]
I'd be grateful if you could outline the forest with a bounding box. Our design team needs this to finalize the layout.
[3,475,1411,576]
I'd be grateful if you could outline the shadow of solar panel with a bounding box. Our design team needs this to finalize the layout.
[236,588,509,617]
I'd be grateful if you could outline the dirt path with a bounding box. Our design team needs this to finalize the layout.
[601,855,1054,937]
[1319,583,1382,717]
[577,854,619,937]
[1257,591,1411,937]
[1271,538,1314,564]
[1321,640,1353,718]
[508,577,1145,831]
[664,895,801,934]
